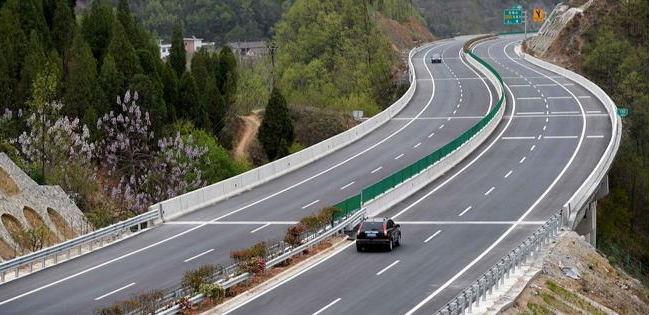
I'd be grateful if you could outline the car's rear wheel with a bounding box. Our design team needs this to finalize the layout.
[387,239,393,251]
[395,234,401,247]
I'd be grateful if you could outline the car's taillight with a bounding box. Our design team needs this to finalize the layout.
[357,222,364,236]
[383,222,388,237]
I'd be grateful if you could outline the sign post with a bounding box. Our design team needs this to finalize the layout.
[617,107,629,118]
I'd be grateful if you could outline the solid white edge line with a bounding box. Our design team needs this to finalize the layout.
[183,248,215,262]
[424,230,442,243]
[94,282,136,301]
[312,298,342,315]
[376,260,401,276]
[402,35,588,315]
[249,224,270,234]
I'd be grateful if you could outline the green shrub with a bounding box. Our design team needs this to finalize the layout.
[284,223,307,248]
[198,283,225,301]
[181,264,220,294]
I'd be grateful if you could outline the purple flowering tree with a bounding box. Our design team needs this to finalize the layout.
[96,91,207,215]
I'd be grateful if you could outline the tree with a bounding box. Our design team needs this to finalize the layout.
[0,4,28,109]
[64,35,105,128]
[107,20,142,80]
[191,49,211,94]
[51,0,75,56]
[203,76,226,135]
[128,74,166,133]
[170,18,186,78]
[99,54,126,112]
[81,0,115,65]
[218,46,238,106]
[161,62,178,121]
[258,87,294,160]
[178,72,200,122]
[18,31,48,106]
[95,91,206,214]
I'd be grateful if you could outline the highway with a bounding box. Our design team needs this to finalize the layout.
[221,35,613,315]
[0,36,498,314]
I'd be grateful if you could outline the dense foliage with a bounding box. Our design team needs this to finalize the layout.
[0,0,247,227]
[579,0,649,271]
[274,0,395,115]
[258,87,293,160]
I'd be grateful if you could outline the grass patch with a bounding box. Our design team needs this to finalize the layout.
[527,302,552,315]
[546,280,607,315]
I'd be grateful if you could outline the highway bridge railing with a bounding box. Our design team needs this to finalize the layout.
[433,39,621,315]
[0,209,158,283]
[517,46,622,230]
[434,211,562,315]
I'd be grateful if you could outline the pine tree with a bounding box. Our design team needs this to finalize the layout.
[170,18,187,78]
[51,0,74,56]
[0,4,27,109]
[107,20,142,80]
[19,30,48,106]
[178,72,200,121]
[117,0,134,39]
[99,54,125,111]
[203,75,226,135]
[218,46,238,106]
[161,62,179,121]
[64,34,104,126]
[81,0,114,65]
[258,87,294,160]
[191,49,211,94]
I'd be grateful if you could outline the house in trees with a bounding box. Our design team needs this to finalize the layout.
[228,41,268,57]
[159,36,215,60]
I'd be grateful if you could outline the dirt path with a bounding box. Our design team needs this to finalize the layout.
[234,109,261,160]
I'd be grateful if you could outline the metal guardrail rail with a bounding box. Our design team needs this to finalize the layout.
[434,211,562,315]
[0,209,159,283]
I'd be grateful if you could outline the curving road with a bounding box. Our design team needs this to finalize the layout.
[221,35,613,315]
[0,37,498,314]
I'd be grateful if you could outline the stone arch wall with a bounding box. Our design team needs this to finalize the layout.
[1,213,27,254]
[0,167,19,196]
[23,206,60,245]
[47,207,77,240]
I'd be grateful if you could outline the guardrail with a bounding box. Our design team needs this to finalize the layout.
[434,211,562,315]
[113,207,366,315]
[0,209,159,283]
[153,42,435,222]
[333,35,505,219]
[518,47,622,229]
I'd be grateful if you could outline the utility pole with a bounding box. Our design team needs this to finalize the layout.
[267,40,278,91]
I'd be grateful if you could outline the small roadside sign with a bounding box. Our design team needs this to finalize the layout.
[504,8,523,25]
[617,107,629,118]
[532,8,545,23]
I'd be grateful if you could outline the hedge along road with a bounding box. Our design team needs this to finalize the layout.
[223,35,612,315]
[0,37,497,315]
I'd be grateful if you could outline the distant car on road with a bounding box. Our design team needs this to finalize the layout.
[431,54,442,63]
[356,217,401,251]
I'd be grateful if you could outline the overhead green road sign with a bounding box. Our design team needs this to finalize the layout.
[617,107,629,118]
[504,8,523,25]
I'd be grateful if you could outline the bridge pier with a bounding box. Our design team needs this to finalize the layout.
[572,175,609,246]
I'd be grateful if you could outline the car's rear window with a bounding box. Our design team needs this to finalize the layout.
[361,222,383,231]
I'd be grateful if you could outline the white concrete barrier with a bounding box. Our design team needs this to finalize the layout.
[365,40,505,217]
[518,47,622,229]
[154,42,437,221]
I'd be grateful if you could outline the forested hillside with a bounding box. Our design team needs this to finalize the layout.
[537,0,649,279]
[0,0,247,228]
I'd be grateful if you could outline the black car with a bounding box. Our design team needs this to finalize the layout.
[356,217,401,251]
[431,54,442,63]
